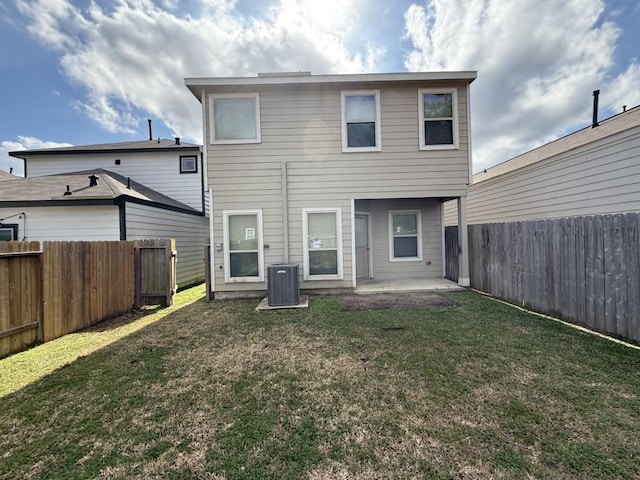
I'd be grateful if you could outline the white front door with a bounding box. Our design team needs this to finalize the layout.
[355,214,370,279]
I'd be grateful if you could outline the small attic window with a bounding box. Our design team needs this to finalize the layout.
[0,224,18,241]
[180,155,198,174]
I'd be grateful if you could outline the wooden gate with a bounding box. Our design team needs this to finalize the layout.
[134,239,177,308]
[0,242,42,357]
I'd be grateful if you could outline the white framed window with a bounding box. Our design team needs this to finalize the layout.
[302,208,343,280]
[388,210,422,262]
[179,155,198,173]
[341,90,382,152]
[418,88,458,150]
[223,210,264,282]
[210,93,261,144]
[0,224,17,241]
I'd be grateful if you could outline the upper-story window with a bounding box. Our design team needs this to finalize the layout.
[341,90,381,152]
[418,88,458,150]
[179,155,198,174]
[210,93,261,144]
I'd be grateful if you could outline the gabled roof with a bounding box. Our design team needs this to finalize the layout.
[185,71,477,99]
[0,170,16,181]
[0,169,200,214]
[474,104,640,184]
[9,139,200,159]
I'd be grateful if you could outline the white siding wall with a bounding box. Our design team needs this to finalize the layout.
[0,206,119,241]
[206,82,471,292]
[125,203,209,288]
[444,124,640,225]
[27,151,203,211]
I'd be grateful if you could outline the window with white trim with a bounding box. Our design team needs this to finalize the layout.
[341,90,381,152]
[0,224,17,241]
[388,210,422,261]
[302,208,343,280]
[418,88,458,149]
[179,155,198,173]
[210,93,261,144]
[223,210,264,282]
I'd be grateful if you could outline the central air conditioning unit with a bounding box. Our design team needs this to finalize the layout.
[267,263,300,306]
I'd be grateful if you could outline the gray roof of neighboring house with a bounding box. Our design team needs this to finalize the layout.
[0,170,16,181]
[8,138,200,159]
[474,104,640,184]
[0,168,200,213]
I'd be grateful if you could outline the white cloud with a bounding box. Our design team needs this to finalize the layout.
[16,0,380,142]
[404,0,640,171]
[0,136,73,177]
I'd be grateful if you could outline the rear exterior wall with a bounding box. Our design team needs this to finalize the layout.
[205,81,471,292]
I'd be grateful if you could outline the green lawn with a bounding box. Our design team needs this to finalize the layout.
[1,288,639,479]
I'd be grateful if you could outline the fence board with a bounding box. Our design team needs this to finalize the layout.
[625,214,640,342]
[575,217,586,326]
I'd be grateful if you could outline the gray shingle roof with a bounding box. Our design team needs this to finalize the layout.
[0,168,199,213]
[9,139,200,159]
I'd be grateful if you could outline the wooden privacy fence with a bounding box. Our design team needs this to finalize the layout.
[446,213,640,342]
[0,239,176,358]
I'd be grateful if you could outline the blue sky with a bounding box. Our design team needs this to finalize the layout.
[1,0,639,176]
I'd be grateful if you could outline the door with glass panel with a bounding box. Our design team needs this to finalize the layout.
[355,214,370,279]
[225,212,262,280]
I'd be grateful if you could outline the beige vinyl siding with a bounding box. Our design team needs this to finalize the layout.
[289,200,353,289]
[444,124,640,225]
[125,203,209,288]
[27,151,203,211]
[360,199,443,279]
[0,206,119,241]
[206,82,471,291]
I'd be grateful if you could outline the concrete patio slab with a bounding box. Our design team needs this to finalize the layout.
[354,277,464,294]
[255,295,309,311]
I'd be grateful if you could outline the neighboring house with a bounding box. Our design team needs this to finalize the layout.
[10,138,206,213]
[0,170,17,181]
[444,104,640,225]
[0,169,209,288]
[185,71,477,297]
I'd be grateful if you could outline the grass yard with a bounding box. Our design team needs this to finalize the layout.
[1,288,639,479]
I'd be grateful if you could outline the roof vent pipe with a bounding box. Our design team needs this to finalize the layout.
[148,119,152,141]
[63,185,72,196]
[127,177,131,189]
[592,89,600,128]
[175,137,180,145]
[89,174,98,187]
[623,105,627,112]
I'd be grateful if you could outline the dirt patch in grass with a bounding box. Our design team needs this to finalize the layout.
[338,292,455,311]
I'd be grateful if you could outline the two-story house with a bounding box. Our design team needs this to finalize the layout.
[185,71,476,298]
[3,139,209,287]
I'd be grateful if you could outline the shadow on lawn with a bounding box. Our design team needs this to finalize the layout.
[0,285,206,398]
